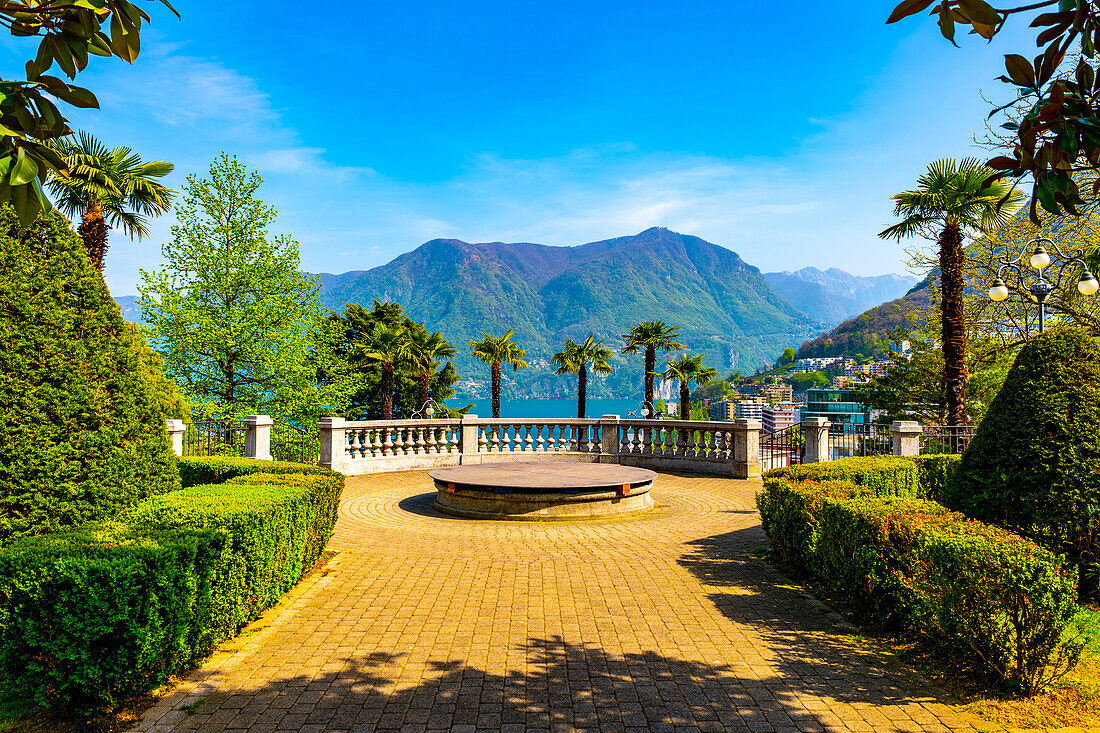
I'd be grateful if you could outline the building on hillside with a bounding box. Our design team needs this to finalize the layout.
[734,399,766,421]
[801,388,871,432]
[760,383,793,404]
[794,356,840,372]
[707,399,737,421]
[762,403,798,433]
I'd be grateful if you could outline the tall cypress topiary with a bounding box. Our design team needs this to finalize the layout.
[943,324,1100,597]
[0,207,179,545]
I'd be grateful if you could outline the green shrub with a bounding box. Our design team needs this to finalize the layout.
[757,468,1082,693]
[910,454,961,502]
[0,208,179,545]
[756,479,859,573]
[765,456,920,497]
[178,455,332,487]
[0,465,342,714]
[943,324,1100,597]
[815,496,947,626]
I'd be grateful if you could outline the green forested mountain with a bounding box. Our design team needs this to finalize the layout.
[317,228,822,398]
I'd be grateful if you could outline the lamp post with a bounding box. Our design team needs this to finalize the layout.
[627,400,659,420]
[987,236,1099,333]
[411,399,439,420]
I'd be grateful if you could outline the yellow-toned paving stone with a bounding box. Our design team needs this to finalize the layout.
[132,470,999,733]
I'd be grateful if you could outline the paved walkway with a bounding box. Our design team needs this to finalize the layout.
[133,470,984,733]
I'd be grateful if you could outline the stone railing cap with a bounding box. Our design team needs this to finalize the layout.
[243,414,274,426]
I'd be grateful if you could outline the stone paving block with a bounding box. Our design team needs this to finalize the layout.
[128,470,995,733]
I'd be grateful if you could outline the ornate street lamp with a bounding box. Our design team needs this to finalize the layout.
[410,399,439,420]
[987,236,1099,332]
[627,400,659,419]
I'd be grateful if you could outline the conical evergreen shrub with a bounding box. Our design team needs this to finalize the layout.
[0,207,179,545]
[943,323,1100,596]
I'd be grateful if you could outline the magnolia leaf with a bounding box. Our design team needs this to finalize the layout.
[887,0,936,23]
[1004,54,1036,87]
[938,1,957,45]
[10,147,38,185]
[956,0,999,25]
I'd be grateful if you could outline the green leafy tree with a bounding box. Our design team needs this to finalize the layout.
[324,302,461,420]
[470,330,528,418]
[880,158,1024,425]
[552,335,614,418]
[662,354,718,421]
[779,347,796,365]
[621,320,684,408]
[0,0,177,224]
[887,1,1100,220]
[0,206,179,545]
[138,154,327,425]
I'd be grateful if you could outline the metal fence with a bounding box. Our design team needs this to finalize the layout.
[182,419,245,457]
[827,423,892,459]
[919,425,975,455]
[760,423,803,471]
[271,424,320,464]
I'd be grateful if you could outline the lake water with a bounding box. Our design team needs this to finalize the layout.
[450,398,658,419]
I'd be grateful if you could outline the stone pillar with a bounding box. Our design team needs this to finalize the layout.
[732,418,762,478]
[318,416,348,472]
[459,414,481,464]
[166,419,186,458]
[890,420,922,457]
[244,414,273,461]
[802,416,831,464]
[599,415,621,464]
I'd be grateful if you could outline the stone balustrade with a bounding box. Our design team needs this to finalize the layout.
[164,415,948,478]
[317,414,763,478]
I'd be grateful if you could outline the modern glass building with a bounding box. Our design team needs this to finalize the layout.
[802,388,871,432]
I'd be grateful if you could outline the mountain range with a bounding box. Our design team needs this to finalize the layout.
[115,228,917,399]
[763,268,917,326]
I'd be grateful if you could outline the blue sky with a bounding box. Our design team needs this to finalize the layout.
[2,2,1036,295]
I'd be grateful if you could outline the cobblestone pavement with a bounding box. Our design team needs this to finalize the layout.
[133,470,991,733]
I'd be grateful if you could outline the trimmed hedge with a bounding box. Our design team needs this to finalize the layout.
[910,454,961,503]
[757,457,1082,694]
[0,208,180,546]
[765,455,920,498]
[178,455,333,488]
[943,325,1100,598]
[0,459,342,714]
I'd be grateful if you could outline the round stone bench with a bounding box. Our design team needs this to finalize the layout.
[429,462,655,520]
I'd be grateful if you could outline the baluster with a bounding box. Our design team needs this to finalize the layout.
[415,426,426,455]
[706,430,718,459]
[448,425,459,453]
[534,423,545,452]
[478,426,489,453]
[348,429,362,458]
[381,428,393,456]
[619,426,631,454]
[490,426,502,453]
[547,424,558,451]
[520,424,530,452]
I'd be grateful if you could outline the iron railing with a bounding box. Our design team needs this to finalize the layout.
[271,424,320,464]
[919,425,975,455]
[827,423,892,459]
[760,423,804,470]
[182,419,245,457]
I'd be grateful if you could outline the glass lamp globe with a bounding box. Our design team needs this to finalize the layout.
[1079,271,1100,296]
[1030,245,1051,270]
[425,405,435,417]
[988,278,1010,302]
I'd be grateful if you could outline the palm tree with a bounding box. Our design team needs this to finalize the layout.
[880,158,1024,425]
[662,353,717,421]
[621,321,684,411]
[353,323,411,419]
[469,330,528,418]
[408,329,457,410]
[45,131,175,272]
[552,335,615,418]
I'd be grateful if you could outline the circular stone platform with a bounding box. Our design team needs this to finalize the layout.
[429,462,655,520]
